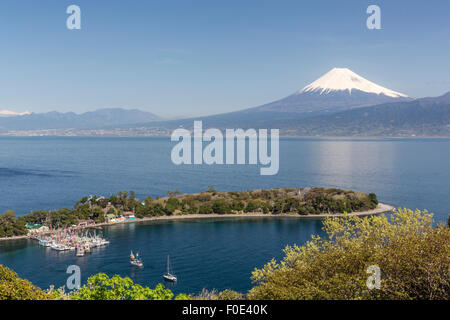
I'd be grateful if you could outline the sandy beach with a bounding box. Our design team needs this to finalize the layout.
[99,202,395,225]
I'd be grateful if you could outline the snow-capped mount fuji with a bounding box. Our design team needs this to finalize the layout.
[299,68,408,98]
[132,67,413,132]
[238,67,412,118]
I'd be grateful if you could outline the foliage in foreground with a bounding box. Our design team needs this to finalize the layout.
[248,209,450,300]
[71,273,189,300]
[192,288,244,300]
[0,265,49,300]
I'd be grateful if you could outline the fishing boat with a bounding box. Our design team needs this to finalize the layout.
[51,244,66,251]
[130,250,143,267]
[163,255,177,282]
[38,238,51,247]
[76,246,85,257]
[33,226,109,255]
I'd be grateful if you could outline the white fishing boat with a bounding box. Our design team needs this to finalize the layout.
[76,246,85,257]
[51,244,66,251]
[163,255,177,282]
[130,250,143,267]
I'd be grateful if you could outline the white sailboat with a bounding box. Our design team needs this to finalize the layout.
[163,255,177,282]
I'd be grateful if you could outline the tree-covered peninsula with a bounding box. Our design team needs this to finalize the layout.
[0,187,379,238]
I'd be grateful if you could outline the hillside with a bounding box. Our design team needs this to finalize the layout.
[0,108,161,132]
[281,92,450,137]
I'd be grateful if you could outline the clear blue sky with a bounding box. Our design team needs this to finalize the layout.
[0,0,449,117]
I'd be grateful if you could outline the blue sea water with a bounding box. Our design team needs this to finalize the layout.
[0,137,449,294]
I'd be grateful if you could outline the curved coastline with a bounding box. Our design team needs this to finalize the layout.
[100,202,395,225]
[0,203,395,242]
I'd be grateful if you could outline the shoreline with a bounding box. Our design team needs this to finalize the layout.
[0,203,395,242]
[100,202,396,226]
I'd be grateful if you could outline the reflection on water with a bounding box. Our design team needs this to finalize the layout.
[0,137,449,221]
[313,140,396,188]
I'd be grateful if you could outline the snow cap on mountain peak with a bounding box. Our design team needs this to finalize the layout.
[299,68,408,98]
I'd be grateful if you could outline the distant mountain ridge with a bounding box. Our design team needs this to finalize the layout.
[280,92,450,137]
[2,68,449,137]
[0,108,161,131]
[120,68,412,131]
[107,92,450,137]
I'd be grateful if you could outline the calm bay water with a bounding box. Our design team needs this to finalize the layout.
[0,137,449,294]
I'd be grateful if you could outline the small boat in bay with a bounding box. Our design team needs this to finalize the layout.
[130,250,143,267]
[163,255,177,282]
[51,243,66,251]
[76,246,85,257]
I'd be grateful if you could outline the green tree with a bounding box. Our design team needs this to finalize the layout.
[368,193,379,207]
[165,197,181,214]
[91,207,105,223]
[206,186,216,194]
[0,210,27,237]
[231,200,245,212]
[245,201,258,213]
[217,289,243,300]
[249,209,450,300]
[0,265,49,300]
[0,210,16,224]
[167,190,181,197]
[212,199,231,214]
[144,196,154,206]
[24,210,50,225]
[71,273,175,300]
[198,204,213,214]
